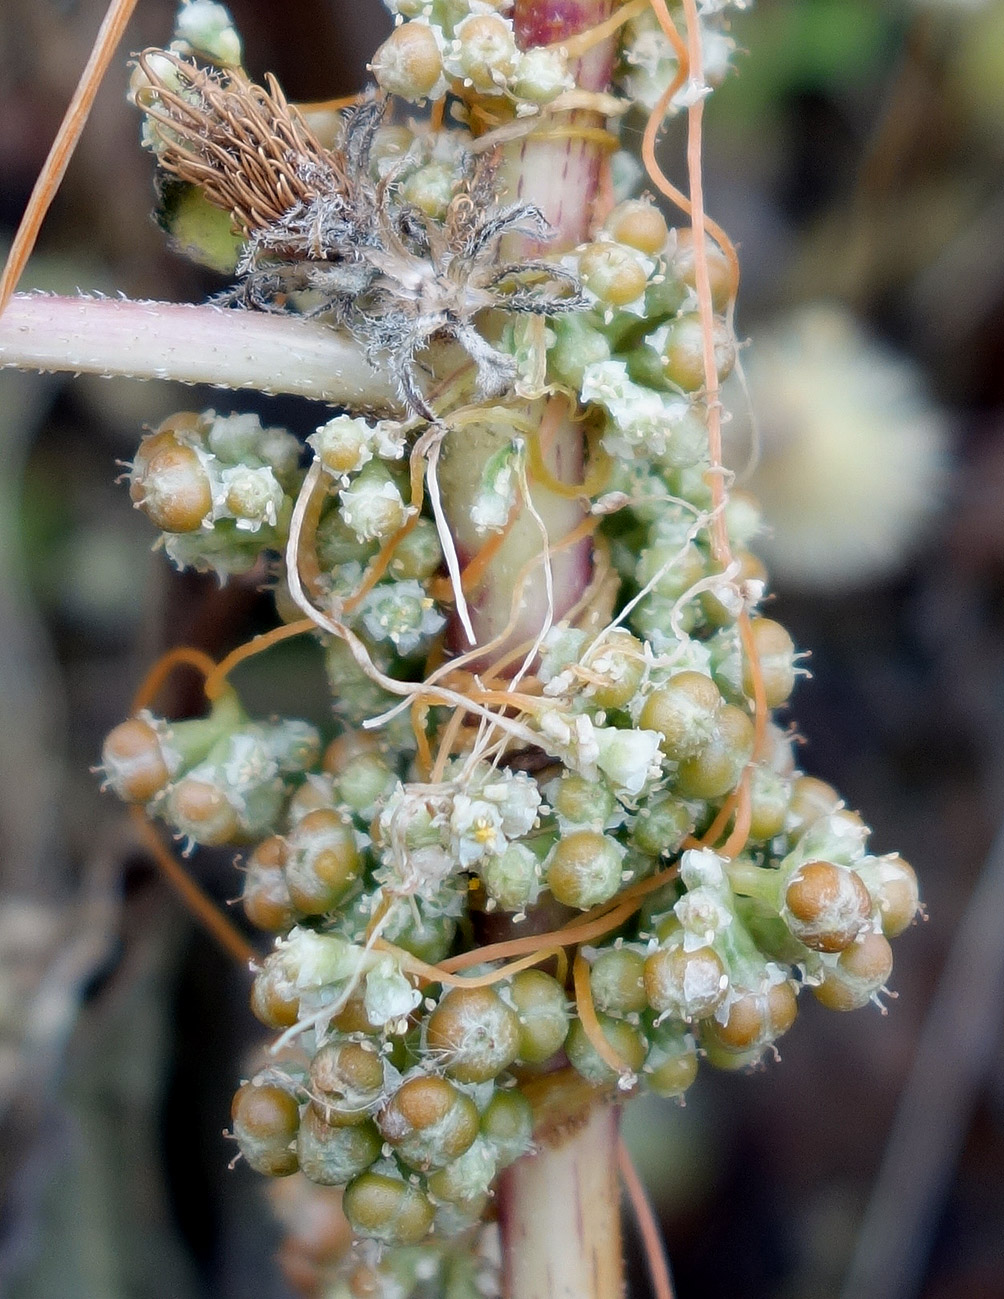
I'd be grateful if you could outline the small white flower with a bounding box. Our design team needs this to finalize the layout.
[364,956,422,1025]
[339,474,409,542]
[358,580,446,656]
[451,794,506,866]
[217,463,284,531]
[680,847,726,890]
[594,726,662,796]
[480,769,541,838]
[674,886,733,947]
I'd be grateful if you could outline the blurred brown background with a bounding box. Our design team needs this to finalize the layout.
[2,1,1003,1296]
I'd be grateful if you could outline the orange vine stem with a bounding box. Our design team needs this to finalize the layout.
[574,951,634,1077]
[618,1137,676,1299]
[131,646,217,714]
[129,806,257,966]
[203,619,316,700]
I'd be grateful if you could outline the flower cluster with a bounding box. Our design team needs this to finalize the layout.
[101,0,922,1270]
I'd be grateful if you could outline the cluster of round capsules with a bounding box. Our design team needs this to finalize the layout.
[102,0,923,1260]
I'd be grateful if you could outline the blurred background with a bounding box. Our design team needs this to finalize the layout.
[1,1,1003,1295]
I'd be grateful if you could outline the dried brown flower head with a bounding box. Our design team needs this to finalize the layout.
[133,50,584,416]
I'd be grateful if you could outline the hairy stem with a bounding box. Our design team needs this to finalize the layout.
[0,294,400,411]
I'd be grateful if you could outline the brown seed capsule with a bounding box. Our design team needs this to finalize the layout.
[813,932,894,1011]
[250,958,301,1030]
[166,775,240,845]
[743,618,796,709]
[547,829,624,910]
[706,979,798,1054]
[323,729,381,777]
[284,808,361,915]
[644,943,728,1021]
[784,860,872,952]
[426,986,520,1083]
[639,671,721,760]
[676,704,755,800]
[604,199,669,254]
[671,227,733,312]
[578,241,649,306]
[101,717,171,803]
[378,1075,479,1171]
[370,22,443,100]
[241,836,295,932]
[309,1040,385,1126]
[659,313,735,391]
[342,1172,435,1246]
[130,431,213,533]
[786,776,841,841]
[870,856,921,938]
[231,1081,300,1177]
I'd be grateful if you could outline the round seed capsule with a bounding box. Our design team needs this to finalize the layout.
[101,717,171,803]
[659,314,735,391]
[639,671,721,760]
[784,861,872,953]
[322,729,380,777]
[565,1013,646,1087]
[296,1109,382,1186]
[747,767,791,843]
[130,431,213,533]
[388,518,441,581]
[452,14,519,92]
[480,842,542,913]
[546,830,624,910]
[284,809,361,915]
[786,776,842,842]
[630,796,695,858]
[479,1088,533,1167]
[671,228,733,312]
[507,969,570,1064]
[378,1075,480,1172]
[553,773,617,827]
[813,932,894,1011]
[309,1040,385,1126]
[700,550,767,627]
[231,1081,300,1177]
[331,988,384,1037]
[604,200,669,255]
[578,242,649,306]
[644,943,728,1021]
[250,957,300,1030]
[676,704,755,800]
[426,986,521,1083]
[586,631,646,711]
[871,856,920,938]
[635,540,707,602]
[343,1172,435,1246]
[336,752,394,817]
[370,22,443,100]
[426,1138,497,1203]
[166,775,240,845]
[241,836,295,932]
[704,979,798,1055]
[590,948,648,1016]
[644,1024,699,1099]
[743,618,796,708]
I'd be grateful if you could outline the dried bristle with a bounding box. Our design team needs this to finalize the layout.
[134,49,342,237]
